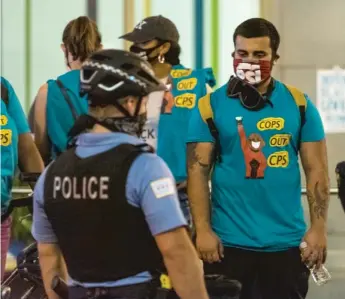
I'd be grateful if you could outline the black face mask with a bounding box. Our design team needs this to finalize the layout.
[226,76,273,111]
[105,113,147,137]
[67,113,148,149]
[130,43,163,63]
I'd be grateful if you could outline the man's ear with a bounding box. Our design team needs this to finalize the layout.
[274,54,280,63]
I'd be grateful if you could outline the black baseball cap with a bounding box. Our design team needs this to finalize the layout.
[119,15,180,43]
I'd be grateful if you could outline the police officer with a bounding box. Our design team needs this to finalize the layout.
[32,49,209,299]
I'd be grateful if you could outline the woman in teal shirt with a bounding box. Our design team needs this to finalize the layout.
[120,15,215,226]
[1,77,44,281]
[33,16,102,164]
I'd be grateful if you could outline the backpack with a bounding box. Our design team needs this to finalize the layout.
[28,79,78,134]
[198,84,307,163]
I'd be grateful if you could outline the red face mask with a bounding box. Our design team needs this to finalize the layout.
[233,59,272,85]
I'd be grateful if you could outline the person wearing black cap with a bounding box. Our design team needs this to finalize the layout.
[120,15,216,228]
[32,49,209,299]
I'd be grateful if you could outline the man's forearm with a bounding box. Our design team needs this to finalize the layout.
[187,143,213,232]
[18,134,44,174]
[187,173,211,231]
[306,173,330,229]
[39,250,66,299]
[164,246,209,299]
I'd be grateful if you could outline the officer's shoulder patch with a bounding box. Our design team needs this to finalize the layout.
[150,177,175,199]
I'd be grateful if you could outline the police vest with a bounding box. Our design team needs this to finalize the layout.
[44,143,162,283]
[157,65,214,182]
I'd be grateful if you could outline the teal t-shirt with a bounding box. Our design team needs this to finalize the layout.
[187,80,325,251]
[1,77,30,211]
[46,70,88,159]
[157,64,215,183]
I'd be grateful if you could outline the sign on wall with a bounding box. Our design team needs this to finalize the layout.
[317,66,345,133]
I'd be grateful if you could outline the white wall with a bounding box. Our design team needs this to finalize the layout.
[217,0,259,85]
[2,0,26,103]
[31,0,86,100]
[1,0,259,110]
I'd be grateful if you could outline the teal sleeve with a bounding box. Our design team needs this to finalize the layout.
[300,95,325,142]
[202,67,216,88]
[187,101,214,143]
[2,78,30,134]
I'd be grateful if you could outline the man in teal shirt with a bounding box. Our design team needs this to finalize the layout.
[187,18,330,299]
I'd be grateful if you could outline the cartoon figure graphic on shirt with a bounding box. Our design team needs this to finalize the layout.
[236,116,267,179]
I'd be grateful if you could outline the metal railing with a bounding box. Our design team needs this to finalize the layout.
[302,187,339,195]
[12,187,340,195]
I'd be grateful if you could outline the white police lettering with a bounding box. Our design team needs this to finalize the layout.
[135,20,147,30]
[236,62,262,84]
[150,178,175,199]
[140,126,156,143]
[53,176,109,200]
[140,83,166,149]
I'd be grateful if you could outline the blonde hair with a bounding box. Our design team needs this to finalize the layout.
[62,16,102,62]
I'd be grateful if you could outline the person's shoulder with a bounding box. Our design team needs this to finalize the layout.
[58,69,80,81]
[133,152,171,174]
[276,79,307,95]
[176,65,216,88]
[39,83,49,93]
[210,83,228,100]
[56,70,82,96]
[35,83,49,103]
[194,67,216,88]
[0,76,12,89]
[130,151,173,184]
[128,151,175,197]
[277,80,313,105]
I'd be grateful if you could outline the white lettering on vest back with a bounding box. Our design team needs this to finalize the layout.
[52,176,110,200]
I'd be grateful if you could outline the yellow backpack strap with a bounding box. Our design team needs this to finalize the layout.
[284,84,307,152]
[198,93,213,123]
[285,84,307,109]
[197,93,222,163]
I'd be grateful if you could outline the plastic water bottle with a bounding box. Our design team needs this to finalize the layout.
[309,264,331,286]
[300,241,331,286]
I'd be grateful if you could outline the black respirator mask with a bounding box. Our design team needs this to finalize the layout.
[226,76,273,111]
[130,42,165,63]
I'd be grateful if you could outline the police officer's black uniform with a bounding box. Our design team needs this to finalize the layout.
[42,50,167,299]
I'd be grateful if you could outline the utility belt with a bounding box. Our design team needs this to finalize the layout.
[68,282,154,299]
[53,273,174,299]
[54,273,241,299]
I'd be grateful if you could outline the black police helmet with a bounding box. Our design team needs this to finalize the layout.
[79,49,166,106]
